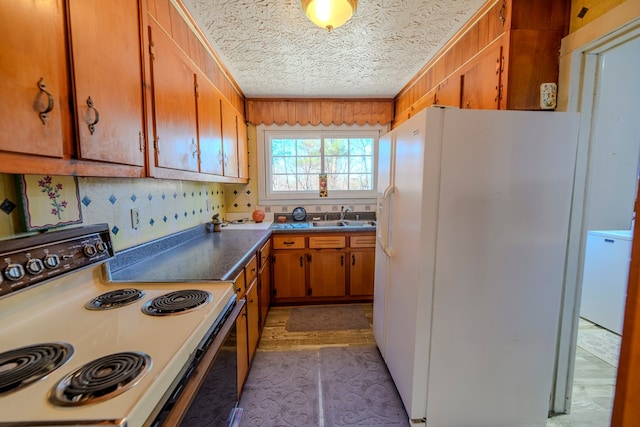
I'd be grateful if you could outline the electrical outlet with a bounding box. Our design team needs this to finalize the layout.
[130,208,140,230]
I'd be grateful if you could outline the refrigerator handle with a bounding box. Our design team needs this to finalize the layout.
[378,185,394,257]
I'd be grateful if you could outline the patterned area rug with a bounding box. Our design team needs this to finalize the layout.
[238,351,320,426]
[576,319,621,367]
[319,347,409,426]
[286,305,370,332]
[239,346,409,427]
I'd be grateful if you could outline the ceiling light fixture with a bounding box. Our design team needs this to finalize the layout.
[301,0,357,32]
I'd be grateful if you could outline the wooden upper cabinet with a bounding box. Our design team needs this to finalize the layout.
[147,20,199,173]
[237,118,249,180]
[460,43,502,110]
[0,0,65,158]
[221,100,239,178]
[68,0,145,167]
[195,71,224,176]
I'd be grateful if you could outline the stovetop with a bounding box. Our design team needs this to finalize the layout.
[0,225,236,426]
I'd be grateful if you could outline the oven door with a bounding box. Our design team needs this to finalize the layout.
[150,298,244,427]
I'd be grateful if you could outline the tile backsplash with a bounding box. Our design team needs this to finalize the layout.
[0,174,226,251]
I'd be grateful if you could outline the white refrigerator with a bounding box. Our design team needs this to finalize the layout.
[373,106,579,426]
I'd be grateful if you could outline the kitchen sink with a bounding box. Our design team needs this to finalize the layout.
[311,220,344,227]
[342,220,376,227]
[310,220,376,227]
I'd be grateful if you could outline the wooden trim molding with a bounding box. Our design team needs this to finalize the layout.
[245,98,394,126]
[611,177,640,426]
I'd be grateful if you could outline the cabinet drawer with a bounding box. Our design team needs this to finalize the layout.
[233,269,246,298]
[259,240,271,268]
[245,255,258,285]
[350,235,375,248]
[309,236,346,249]
[273,236,305,249]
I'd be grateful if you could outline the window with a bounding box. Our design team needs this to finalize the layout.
[258,125,383,204]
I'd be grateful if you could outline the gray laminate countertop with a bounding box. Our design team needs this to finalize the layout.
[108,227,271,283]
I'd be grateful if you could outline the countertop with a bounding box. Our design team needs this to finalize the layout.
[109,227,271,283]
[107,219,376,283]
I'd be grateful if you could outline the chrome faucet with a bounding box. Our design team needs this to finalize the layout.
[340,206,353,220]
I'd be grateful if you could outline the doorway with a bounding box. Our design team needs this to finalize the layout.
[551,20,640,420]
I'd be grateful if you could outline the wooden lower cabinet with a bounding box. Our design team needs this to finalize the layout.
[236,303,248,397]
[272,251,306,299]
[246,278,260,365]
[349,251,375,296]
[308,251,346,297]
[272,232,375,304]
[258,241,271,329]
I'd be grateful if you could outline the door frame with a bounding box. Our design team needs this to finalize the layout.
[551,2,640,416]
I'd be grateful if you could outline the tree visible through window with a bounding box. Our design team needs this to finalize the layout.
[270,136,374,194]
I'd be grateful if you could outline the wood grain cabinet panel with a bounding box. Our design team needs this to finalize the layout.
[195,71,223,176]
[460,43,502,110]
[237,118,249,180]
[0,0,66,158]
[349,251,375,296]
[258,240,271,330]
[148,20,199,173]
[308,252,346,297]
[272,252,306,299]
[236,303,248,397]
[221,101,239,178]
[246,279,259,364]
[68,0,145,167]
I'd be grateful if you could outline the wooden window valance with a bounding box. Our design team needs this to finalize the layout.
[245,99,394,126]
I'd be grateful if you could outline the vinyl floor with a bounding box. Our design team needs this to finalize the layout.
[255,305,617,427]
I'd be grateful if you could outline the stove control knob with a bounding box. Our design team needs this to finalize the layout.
[43,254,60,269]
[83,244,97,257]
[95,241,108,253]
[25,258,45,275]
[5,263,25,281]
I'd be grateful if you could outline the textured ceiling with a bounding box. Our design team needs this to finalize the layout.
[182,0,486,98]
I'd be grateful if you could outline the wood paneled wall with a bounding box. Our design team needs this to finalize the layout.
[394,1,503,120]
[245,99,394,126]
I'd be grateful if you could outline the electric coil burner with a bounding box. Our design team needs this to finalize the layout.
[141,289,212,316]
[0,224,238,426]
[85,288,146,310]
[0,342,73,396]
[50,351,152,406]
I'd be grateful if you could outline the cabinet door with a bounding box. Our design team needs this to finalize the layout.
[68,0,145,167]
[237,118,249,179]
[148,20,199,172]
[272,252,306,298]
[221,101,239,177]
[0,0,64,158]
[349,250,375,296]
[195,72,224,175]
[308,252,346,297]
[246,279,260,364]
[236,303,248,397]
[258,242,271,330]
[460,43,502,110]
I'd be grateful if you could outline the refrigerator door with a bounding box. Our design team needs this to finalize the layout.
[373,131,394,356]
[380,107,444,421]
[424,108,579,425]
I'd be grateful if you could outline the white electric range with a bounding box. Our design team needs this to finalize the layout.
[0,224,239,426]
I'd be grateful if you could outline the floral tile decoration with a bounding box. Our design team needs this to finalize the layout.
[18,175,82,231]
